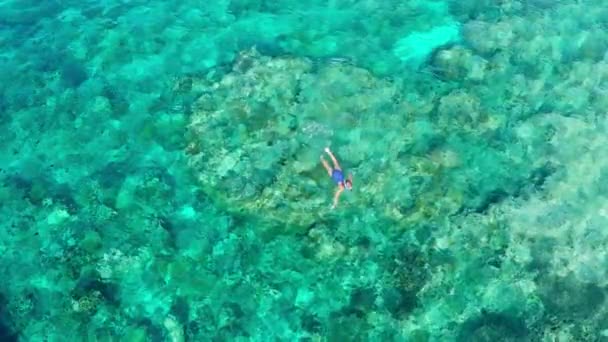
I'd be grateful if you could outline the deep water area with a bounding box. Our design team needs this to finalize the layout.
[2,0,608,340]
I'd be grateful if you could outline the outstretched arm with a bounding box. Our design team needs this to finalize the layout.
[332,186,344,209]
[320,156,333,176]
[324,147,341,170]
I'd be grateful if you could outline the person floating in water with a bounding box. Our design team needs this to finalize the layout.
[320,147,353,209]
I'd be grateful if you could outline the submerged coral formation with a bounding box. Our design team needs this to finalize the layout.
[1,0,608,340]
[185,48,546,234]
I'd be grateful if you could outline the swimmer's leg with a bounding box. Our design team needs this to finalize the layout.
[320,156,333,176]
[324,147,341,170]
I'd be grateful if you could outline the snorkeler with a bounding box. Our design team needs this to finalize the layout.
[320,147,353,209]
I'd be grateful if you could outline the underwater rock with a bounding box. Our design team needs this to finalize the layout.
[457,311,529,342]
[71,291,102,315]
[438,90,480,122]
[163,315,185,342]
[463,20,514,55]
[538,274,606,321]
[430,46,472,80]
[0,294,17,342]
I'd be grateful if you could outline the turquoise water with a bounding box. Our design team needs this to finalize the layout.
[2,0,608,340]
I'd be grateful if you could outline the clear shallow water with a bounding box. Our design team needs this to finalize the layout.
[1,0,608,340]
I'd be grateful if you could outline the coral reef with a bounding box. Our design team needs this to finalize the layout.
[2,0,608,340]
[185,48,542,234]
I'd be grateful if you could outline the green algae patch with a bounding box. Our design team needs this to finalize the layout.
[122,326,147,342]
[80,230,103,254]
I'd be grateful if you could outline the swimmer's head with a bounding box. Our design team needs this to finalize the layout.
[344,177,353,190]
